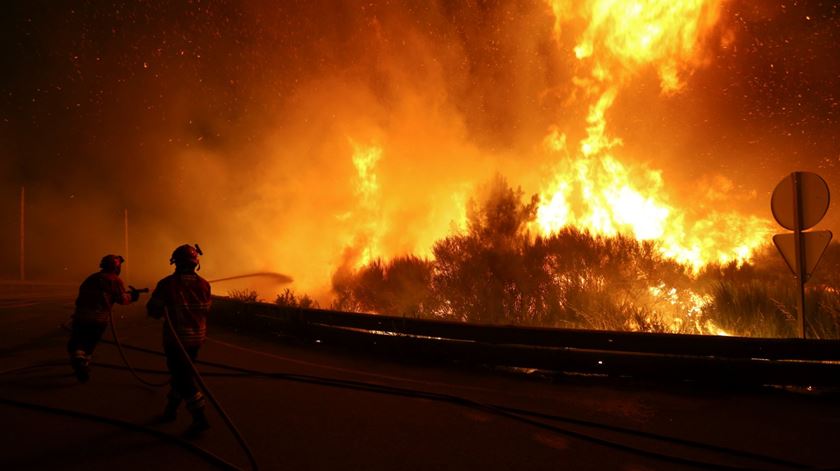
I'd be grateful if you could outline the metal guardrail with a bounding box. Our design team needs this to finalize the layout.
[211,297,840,386]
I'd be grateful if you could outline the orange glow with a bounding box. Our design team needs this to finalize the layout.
[243,1,771,310]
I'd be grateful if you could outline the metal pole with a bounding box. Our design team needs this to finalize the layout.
[791,172,807,339]
[19,186,25,281]
[124,208,129,282]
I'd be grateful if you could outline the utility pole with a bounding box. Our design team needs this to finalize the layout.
[19,186,25,281]
[124,208,129,282]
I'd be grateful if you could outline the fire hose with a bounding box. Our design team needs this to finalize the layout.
[0,343,831,471]
[96,269,293,387]
[160,306,259,471]
[109,288,168,388]
[19,305,835,471]
[0,396,241,470]
[105,295,259,471]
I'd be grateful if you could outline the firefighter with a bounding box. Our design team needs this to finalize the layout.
[147,244,212,436]
[67,254,141,382]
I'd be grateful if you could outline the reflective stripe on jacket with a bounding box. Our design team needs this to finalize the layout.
[147,272,212,347]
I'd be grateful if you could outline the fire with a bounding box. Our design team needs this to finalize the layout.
[537,0,770,270]
[559,0,724,92]
[351,141,382,207]
[534,137,770,269]
[645,283,731,335]
[340,140,386,269]
[326,1,770,332]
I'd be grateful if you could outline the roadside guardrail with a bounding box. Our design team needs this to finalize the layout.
[211,297,840,386]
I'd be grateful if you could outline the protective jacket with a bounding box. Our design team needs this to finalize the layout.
[73,271,132,324]
[147,272,212,347]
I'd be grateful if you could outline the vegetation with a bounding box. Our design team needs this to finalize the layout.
[275,288,319,309]
[227,289,260,303]
[328,176,840,339]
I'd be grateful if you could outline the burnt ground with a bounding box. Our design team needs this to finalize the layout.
[0,282,839,471]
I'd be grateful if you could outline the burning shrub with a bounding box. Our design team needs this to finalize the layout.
[700,280,795,338]
[692,247,840,338]
[432,176,542,324]
[808,287,840,339]
[332,256,437,317]
[329,177,840,338]
[334,176,715,332]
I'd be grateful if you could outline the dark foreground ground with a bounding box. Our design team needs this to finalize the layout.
[1,282,839,471]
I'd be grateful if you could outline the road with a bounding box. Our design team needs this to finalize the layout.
[0,283,838,470]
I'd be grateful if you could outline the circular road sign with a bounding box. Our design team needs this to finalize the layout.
[771,172,830,231]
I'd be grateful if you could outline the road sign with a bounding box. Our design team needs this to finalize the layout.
[771,172,830,231]
[773,231,832,282]
[771,171,832,339]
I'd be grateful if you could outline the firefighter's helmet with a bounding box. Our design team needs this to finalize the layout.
[170,244,202,268]
[99,254,125,273]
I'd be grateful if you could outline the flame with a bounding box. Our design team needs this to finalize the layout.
[644,283,730,335]
[538,0,770,270]
[558,0,724,92]
[352,141,383,206]
[340,140,386,269]
[268,1,771,325]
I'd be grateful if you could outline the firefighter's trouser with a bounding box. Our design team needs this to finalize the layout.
[66,321,107,364]
[164,343,205,412]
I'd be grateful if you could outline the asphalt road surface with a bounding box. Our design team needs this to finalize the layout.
[1,283,838,471]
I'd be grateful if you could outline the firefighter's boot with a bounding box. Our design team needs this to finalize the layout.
[70,351,90,383]
[184,407,210,438]
[183,391,209,437]
[160,397,180,423]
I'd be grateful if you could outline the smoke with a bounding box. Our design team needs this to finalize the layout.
[1,1,839,301]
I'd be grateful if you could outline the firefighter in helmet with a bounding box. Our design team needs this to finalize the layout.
[67,254,141,382]
[147,244,212,436]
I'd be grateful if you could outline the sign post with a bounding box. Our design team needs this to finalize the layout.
[771,171,831,339]
[20,186,25,282]
[124,208,129,283]
[791,172,807,339]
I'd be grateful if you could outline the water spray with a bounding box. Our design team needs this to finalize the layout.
[208,272,293,284]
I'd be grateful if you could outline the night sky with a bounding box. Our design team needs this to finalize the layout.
[1,1,839,294]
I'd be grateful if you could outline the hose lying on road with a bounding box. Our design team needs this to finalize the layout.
[28,337,826,471]
[5,322,834,471]
[3,353,823,471]
[0,395,241,471]
[0,360,67,376]
[62,311,259,470]
[60,312,259,471]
